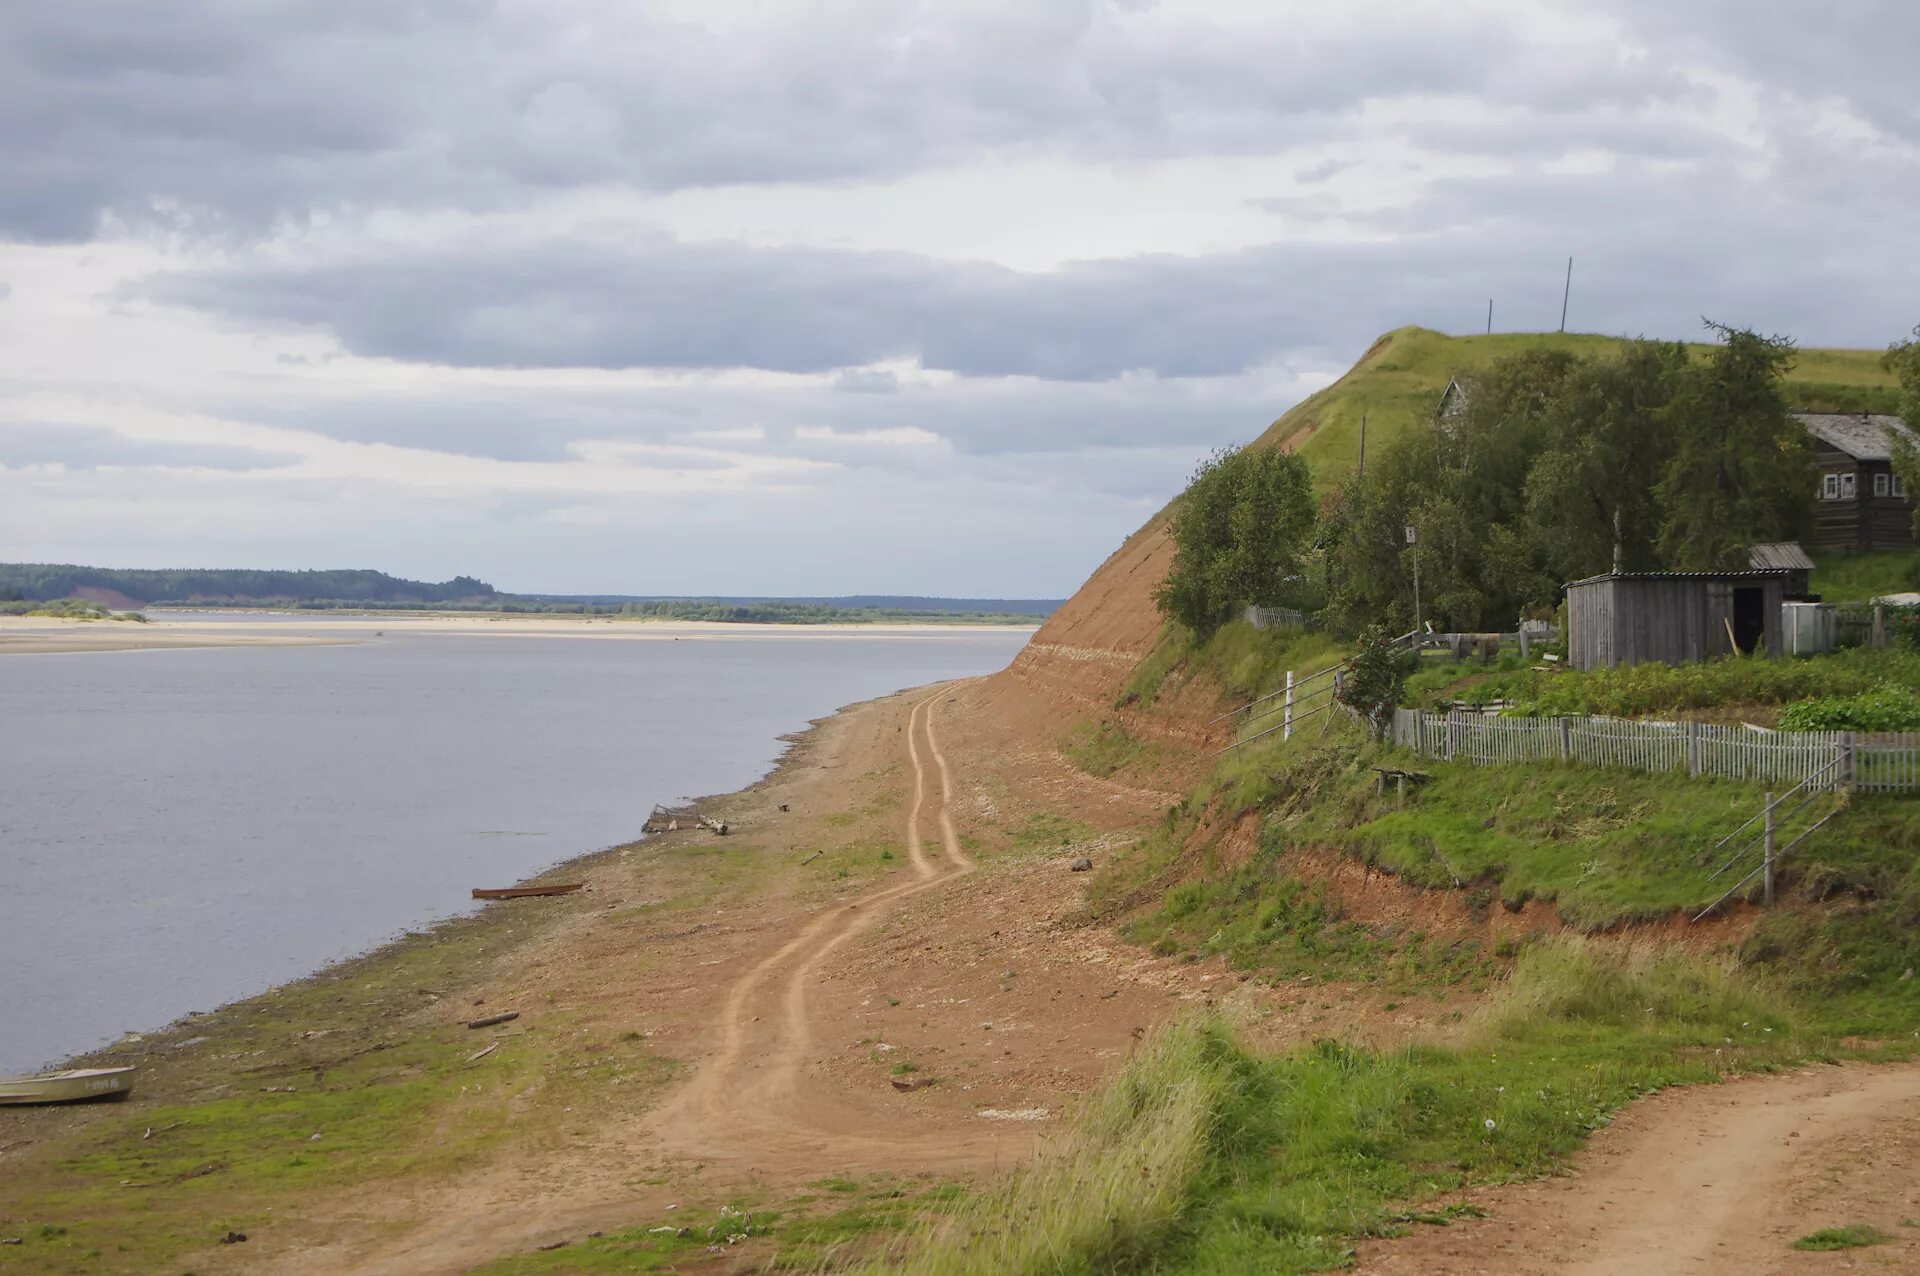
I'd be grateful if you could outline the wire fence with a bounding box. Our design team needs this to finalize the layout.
[1390,708,1920,792]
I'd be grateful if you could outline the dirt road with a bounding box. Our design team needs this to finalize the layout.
[1360,1064,1920,1275]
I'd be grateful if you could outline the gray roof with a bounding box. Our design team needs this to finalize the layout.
[1793,411,1916,461]
[1567,569,1790,588]
[1748,541,1814,571]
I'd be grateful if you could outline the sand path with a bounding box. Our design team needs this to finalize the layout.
[648,692,997,1170]
[1359,1064,1920,1274]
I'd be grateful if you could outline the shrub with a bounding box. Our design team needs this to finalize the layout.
[1778,685,1920,732]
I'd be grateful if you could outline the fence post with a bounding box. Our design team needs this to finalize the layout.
[1838,731,1856,792]
[1447,708,1461,760]
[1415,710,1427,757]
[1872,605,1887,650]
[1558,716,1571,763]
[1518,624,1530,660]
[1283,670,1295,742]
[1687,720,1701,777]
[1762,791,1775,907]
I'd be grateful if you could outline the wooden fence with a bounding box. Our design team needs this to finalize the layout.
[1389,708,1920,792]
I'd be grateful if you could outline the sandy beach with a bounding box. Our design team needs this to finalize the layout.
[0,610,1039,656]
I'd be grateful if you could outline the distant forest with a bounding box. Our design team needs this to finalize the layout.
[0,563,1058,623]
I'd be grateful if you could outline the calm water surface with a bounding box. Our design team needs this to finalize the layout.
[0,625,1026,1072]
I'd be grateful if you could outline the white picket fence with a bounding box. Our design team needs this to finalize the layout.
[1390,708,1920,792]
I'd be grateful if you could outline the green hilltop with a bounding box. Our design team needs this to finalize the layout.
[1262,326,1901,489]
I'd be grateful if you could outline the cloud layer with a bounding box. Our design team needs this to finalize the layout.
[3,0,1918,593]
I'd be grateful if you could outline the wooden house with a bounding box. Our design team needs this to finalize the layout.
[1565,570,1790,671]
[1794,412,1917,552]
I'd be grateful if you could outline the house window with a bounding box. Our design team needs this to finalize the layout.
[1876,472,1891,497]
[1841,472,1857,499]
[1897,474,1909,498]
[1823,474,1840,500]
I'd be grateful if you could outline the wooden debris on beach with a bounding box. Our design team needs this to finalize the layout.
[471,883,583,900]
[644,804,728,836]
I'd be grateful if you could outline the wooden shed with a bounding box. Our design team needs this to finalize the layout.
[1565,570,1790,671]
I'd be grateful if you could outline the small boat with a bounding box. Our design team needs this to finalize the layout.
[0,1067,136,1106]
[471,883,584,900]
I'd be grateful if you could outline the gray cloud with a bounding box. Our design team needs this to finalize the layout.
[0,423,298,471]
[141,132,1920,384]
[1,1,1718,243]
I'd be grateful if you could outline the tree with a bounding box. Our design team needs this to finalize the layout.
[1154,445,1317,634]
[1886,326,1920,539]
[1654,323,1815,569]
[1338,625,1413,740]
[1524,340,1685,580]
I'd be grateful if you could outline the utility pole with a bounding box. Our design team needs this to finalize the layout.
[1486,297,1493,335]
[1406,524,1421,640]
[1559,256,1572,333]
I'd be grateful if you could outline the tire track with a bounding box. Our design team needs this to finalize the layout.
[653,689,980,1168]
[923,693,974,870]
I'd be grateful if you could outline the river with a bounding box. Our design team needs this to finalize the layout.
[0,620,1028,1072]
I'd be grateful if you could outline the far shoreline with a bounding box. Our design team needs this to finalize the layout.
[0,609,1041,656]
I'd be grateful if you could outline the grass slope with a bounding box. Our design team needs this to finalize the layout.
[1258,326,1899,489]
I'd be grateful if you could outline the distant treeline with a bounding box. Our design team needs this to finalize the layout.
[0,564,495,607]
[0,564,1057,623]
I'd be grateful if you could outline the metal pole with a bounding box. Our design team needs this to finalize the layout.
[1486,297,1492,335]
[1762,791,1775,906]
[1412,556,1422,643]
[1283,670,1295,742]
[1559,256,1572,332]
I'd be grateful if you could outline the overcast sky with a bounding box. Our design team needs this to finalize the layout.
[3,1,1917,596]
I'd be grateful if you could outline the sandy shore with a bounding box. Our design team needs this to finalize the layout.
[0,610,1038,655]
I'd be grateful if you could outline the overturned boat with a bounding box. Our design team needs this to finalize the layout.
[0,1067,136,1105]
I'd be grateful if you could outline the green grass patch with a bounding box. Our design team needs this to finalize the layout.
[1061,720,1159,780]
[1410,647,1920,718]
[1120,626,1192,709]
[1811,551,1920,602]
[1792,1224,1891,1251]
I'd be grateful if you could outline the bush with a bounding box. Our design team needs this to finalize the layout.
[1777,685,1920,731]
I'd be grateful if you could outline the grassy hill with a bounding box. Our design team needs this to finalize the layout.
[1262,326,1901,489]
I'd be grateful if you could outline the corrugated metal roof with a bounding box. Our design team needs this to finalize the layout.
[1566,569,1791,588]
[1793,411,1916,461]
[1748,541,1815,571]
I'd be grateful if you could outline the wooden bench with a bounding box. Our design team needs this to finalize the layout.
[1372,767,1431,801]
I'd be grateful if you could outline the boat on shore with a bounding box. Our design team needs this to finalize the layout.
[471,883,584,900]
[0,1067,136,1105]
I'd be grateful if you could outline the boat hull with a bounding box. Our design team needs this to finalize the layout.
[0,1067,136,1106]
[471,883,583,900]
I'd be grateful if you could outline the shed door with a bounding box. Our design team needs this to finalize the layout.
[1732,586,1765,654]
